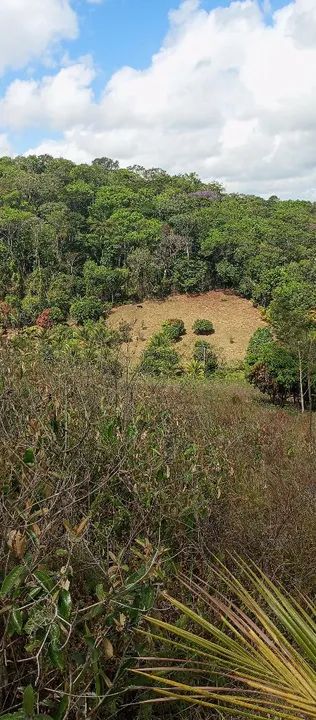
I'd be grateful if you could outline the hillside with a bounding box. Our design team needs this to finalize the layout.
[108,290,266,364]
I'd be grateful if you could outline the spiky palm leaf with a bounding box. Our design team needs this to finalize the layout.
[133,559,316,719]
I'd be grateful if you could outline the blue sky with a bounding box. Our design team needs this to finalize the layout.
[0,0,315,199]
[71,0,289,84]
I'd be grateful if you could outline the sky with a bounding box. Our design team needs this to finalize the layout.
[0,0,315,198]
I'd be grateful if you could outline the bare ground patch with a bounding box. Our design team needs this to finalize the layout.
[108,290,266,366]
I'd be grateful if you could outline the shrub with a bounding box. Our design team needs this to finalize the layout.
[36,307,64,329]
[49,305,65,323]
[140,337,182,376]
[1,348,316,715]
[47,273,80,315]
[70,296,103,324]
[20,295,44,325]
[245,328,302,405]
[193,318,214,335]
[0,301,12,329]
[162,318,185,342]
[36,308,54,329]
[193,339,218,375]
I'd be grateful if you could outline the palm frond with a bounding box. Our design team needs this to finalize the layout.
[133,559,316,718]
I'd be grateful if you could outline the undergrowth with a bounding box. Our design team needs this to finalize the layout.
[0,343,316,718]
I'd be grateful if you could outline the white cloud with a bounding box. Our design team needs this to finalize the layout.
[0,0,78,76]
[0,60,96,131]
[0,134,12,156]
[2,0,316,198]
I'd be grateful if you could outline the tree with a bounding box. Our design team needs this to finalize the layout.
[269,281,316,415]
[173,257,208,293]
[70,297,104,324]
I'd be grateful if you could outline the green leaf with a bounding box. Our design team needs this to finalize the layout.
[53,695,69,720]
[58,589,72,621]
[23,448,35,465]
[0,565,26,598]
[0,712,25,719]
[48,623,64,670]
[34,569,54,591]
[23,684,35,717]
[95,582,106,601]
[8,608,23,636]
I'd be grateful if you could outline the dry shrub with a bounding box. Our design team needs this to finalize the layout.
[0,344,316,717]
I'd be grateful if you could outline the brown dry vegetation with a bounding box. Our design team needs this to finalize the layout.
[1,343,316,717]
[108,290,266,365]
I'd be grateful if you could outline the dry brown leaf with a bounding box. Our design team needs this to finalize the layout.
[103,638,114,659]
[74,516,90,536]
[7,530,27,558]
[31,523,41,538]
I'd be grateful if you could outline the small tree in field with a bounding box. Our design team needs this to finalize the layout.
[269,280,316,417]
[193,340,218,375]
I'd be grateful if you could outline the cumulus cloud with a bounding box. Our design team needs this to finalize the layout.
[0,0,78,76]
[0,60,96,131]
[1,0,316,198]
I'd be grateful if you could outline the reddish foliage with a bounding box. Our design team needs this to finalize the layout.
[36,308,53,329]
[0,301,11,318]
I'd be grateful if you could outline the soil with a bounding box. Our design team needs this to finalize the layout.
[108,290,266,366]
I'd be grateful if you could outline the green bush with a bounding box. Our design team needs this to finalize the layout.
[193,318,214,335]
[20,295,44,325]
[70,296,104,324]
[245,328,301,405]
[193,339,218,375]
[49,305,65,323]
[140,336,182,376]
[162,318,185,342]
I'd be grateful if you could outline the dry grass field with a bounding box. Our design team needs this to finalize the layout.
[108,290,266,365]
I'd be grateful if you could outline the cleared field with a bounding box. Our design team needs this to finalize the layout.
[108,290,266,365]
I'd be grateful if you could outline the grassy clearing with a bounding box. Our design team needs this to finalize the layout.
[108,290,266,366]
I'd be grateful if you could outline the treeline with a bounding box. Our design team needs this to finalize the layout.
[0,153,316,327]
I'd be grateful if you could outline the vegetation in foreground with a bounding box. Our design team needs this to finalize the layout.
[137,559,316,719]
[1,342,316,718]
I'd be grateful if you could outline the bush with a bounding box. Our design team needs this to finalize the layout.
[49,305,65,323]
[20,295,44,325]
[70,296,104,324]
[162,318,185,342]
[140,336,182,376]
[36,308,54,329]
[0,301,12,329]
[193,318,215,335]
[1,347,316,715]
[245,329,300,405]
[194,339,218,375]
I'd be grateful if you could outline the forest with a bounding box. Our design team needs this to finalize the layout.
[1,155,316,719]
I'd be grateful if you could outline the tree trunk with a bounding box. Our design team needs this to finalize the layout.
[298,345,305,413]
[307,340,313,438]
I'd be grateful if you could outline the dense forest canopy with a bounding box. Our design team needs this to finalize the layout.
[0,153,316,327]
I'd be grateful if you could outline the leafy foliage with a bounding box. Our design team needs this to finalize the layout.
[0,154,316,332]
[161,318,186,342]
[69,296,104,324]
[193,339,218,375]
[192,318,214,335]
[1,343,316,716]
